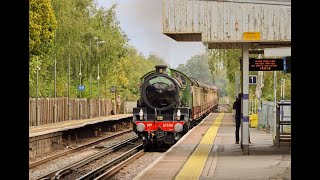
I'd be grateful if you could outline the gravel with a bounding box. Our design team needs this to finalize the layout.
[29,148,100,180]
[61,143,141,180]
[110,152,163,180]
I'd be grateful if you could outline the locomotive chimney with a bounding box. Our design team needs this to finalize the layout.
[155,65,167,73]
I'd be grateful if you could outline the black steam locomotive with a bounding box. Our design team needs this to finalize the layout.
[132,65,219,149]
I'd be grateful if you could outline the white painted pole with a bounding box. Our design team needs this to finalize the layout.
[242,43,250,155]
[283,79,285,99]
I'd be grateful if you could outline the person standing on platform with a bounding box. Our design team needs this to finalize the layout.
[233,93,242,144]
[116,95,121,114]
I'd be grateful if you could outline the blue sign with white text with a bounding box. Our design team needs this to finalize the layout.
[78,85,85,91]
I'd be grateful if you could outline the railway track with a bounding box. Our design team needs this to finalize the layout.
[30,129,133,169]
[77,145,144,180]
[36,136,140,180]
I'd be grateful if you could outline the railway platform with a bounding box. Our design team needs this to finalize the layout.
[29,114,133,159]
[134,113,291,180]
[29,114,132,137]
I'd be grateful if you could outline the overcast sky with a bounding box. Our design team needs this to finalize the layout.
[96,0,205,68]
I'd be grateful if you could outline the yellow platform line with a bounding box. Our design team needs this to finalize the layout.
[175,113,224,180]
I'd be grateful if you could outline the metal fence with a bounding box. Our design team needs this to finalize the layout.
[29,97,136,127]
[258,101,275,132]
[258,100,291,134]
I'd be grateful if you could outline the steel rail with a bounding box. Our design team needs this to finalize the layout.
[36,135,139,180]
[76,144,143,180]
[94,149,145,180]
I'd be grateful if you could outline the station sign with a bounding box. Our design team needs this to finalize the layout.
[249,75,257,84]
[78,85,85,91]
[243,32,261,41]
[249,58,283,71]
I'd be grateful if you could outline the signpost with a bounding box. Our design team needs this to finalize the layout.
[78,85,85,119]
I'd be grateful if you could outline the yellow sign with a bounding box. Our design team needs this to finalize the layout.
[243,32,260,41]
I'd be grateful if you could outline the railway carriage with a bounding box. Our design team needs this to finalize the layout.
[132,65,218,149]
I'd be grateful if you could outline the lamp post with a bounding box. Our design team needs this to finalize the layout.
[90,37,98,99]
[54,54,57,123]
[97,64,100,116]
[68,38,71,120]
[105,78,108,116]
[79,57,82,119]
[36,64,41,126]
[89,37,98,118]
[96,40,105,117]
[53,32,57,123]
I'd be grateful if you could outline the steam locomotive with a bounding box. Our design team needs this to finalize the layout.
[132,65,219,149]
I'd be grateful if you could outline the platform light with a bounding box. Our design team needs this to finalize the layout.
[177,109,181,120]
[139,109,144,120]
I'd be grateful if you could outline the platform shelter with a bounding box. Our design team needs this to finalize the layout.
[161,0,291,154]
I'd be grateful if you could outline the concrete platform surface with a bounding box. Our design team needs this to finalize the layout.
[134,113,291,180]
[204,113,291,180]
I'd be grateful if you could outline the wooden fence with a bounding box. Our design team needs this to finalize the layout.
[29,97,122,126]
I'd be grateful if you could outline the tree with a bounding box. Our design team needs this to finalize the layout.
[206,47,291,102]
[206,49,241,98]
[28,0,174,102]
[29,0,57,58]
[29,0,57,96]
[176,54,213,85]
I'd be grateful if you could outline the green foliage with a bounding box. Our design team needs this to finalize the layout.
[29,0,57,57]
[29,0,165,101]
[176,54,213,85]
[206,47,291,102]
[260,72,291,101]
[29,0,57,97]
[206,49,241,98]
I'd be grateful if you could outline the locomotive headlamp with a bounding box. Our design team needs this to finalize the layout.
[139,109,144,120]
[174,123,183,132]
[176,109,181,120]
[136,123,145,132]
